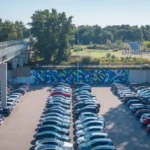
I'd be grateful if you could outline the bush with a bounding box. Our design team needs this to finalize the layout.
[73,46,83,52]
[79,56,100,65]
[106,53,111,58]
[86,44,109,50]
[80,57,91,65]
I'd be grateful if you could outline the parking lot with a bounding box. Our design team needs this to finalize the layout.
[93,87,150,150]
[0,86,49,150]
[0,85,150,150]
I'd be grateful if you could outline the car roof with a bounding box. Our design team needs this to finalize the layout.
[37,124,61,130]
[35,131,61,137]
[131,104,145,106]
[36,138,63,145]
[35,144,63,150]
[85,132,108,138]
[85,126,104,131]
[87,138,113,146]
[83,120,104,126]
[92,145,116,150]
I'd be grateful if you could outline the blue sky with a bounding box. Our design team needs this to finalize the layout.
[0,0,150,27]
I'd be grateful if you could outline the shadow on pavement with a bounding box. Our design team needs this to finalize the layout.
[29,146,36,150]
[103,102,150,150]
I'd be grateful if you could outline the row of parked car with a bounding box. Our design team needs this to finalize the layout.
[33,82,73,150]
[72,83,116,150]
[111,83,150,133]
[0,83,29,125]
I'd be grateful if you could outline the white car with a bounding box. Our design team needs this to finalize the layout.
[35,138,73,150]
[75,126,104,138]
[75,120,105,131]
[0,114,4,125]
[75,116,105,126]
[76,132,108,145]
[7,102,16,108]
[7,97,20,103]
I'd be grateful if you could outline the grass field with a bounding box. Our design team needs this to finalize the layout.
[71,45,122,58]
[71,45,150,60]
[72,49,122,58]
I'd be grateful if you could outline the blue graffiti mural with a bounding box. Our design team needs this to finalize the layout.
[30,69,129,85]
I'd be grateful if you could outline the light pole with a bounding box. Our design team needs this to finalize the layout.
[77,26,80,83]
[140,41,142,69]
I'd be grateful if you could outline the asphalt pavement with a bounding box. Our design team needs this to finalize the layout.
[92,87,150,150]
[0,86,150,150]
[0,85,50,150]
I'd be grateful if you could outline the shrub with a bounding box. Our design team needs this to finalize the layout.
[79,56,100,65]
[86,44,109,50]
[80,56,91,65]
[73,46,83,52]
[106,53,111,58]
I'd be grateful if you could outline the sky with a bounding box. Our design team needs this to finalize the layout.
[0,0,150,28]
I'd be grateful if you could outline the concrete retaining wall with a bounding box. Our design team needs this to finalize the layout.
[8,69,150,85]
[129,70,150,83]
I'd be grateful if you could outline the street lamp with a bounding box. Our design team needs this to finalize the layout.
[76,26,80,83]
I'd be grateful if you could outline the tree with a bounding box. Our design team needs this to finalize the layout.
[29,9,74,64]
[0,18,29,42]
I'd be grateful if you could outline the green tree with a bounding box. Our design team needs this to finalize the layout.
[29,9,74,64]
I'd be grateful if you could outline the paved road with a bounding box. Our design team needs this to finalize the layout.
[1,86,150,150]
[92,87,150,150]
[0,86,50,150]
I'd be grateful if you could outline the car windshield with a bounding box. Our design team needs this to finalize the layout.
[85,133,92,139]
[36,131,61,137]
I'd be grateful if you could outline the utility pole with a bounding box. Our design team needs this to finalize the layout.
[77,26,80,83]
[140,41,142,69]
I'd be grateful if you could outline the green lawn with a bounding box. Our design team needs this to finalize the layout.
[71,49,122,58]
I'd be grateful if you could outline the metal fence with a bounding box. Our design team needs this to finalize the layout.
[0,39,28,50]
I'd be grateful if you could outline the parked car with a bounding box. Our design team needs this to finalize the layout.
[34,131,71,142]
[78,138,113,150]
[0,114,4,125]
[39,119,70,128]
[35,138,73,150]
[75,120,105,131]
[50,91,71,97]
[75,116,105,127]
[135,109,150,118]
[34,144,63,150]
[35,125,69,135]
[76,132,108,145]
[41,112,70,120]
[75,126,104,139]
[140,115,150,125]
[40,116,71,124]
[0,104,13,117]
[127,99,145,106]
[129,104,149,112]
[43,108,70,116]
[74,106,99,119]
[146,124,150,132]
[92,145,116,150]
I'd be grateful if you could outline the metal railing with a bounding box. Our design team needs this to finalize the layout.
[0,39,28,50]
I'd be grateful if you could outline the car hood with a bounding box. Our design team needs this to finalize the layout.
[76,124,83,130]
[76,130,84,136]
[63,142,73,149]
[77,136,85,144]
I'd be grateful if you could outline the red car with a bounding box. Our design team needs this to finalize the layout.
[147,124,150,132]
[140,115,150,125]
[50,91,71,97]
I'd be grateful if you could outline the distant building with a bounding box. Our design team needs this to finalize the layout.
[122,42,141,55]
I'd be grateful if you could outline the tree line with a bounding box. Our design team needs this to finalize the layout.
[2,9,150,64]
[0,18,30,42]
[75,25,150,45]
